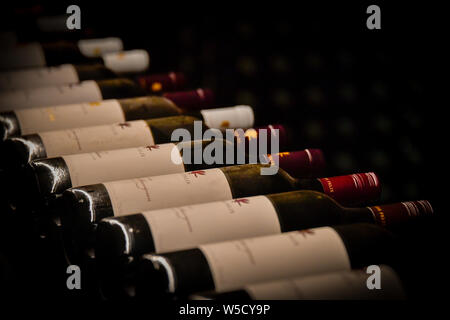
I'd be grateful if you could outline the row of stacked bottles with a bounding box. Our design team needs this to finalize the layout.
[0,3,439,303]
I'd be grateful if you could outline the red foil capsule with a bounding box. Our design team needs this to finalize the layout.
[368,200,434,227]
[164,88,215,110]
[264,149,326,178]
[137,72,186,93]
[318,172,381,206]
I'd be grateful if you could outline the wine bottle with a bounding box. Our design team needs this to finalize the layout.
[0,50,150,91]
[5,126,290,217]
[0,70,187,112]
[191,265,406,300]
[21,135,306,205]
[0,37,124,70]
[0,88,214,140]
[95,193,432,267]
[1,105,255,168]
[133,223,399,297]
[62,152,326,253]
[0,78,147,111]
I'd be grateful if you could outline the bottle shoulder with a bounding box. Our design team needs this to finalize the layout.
[75,63,117,81]
[332,223,399,269]
[120,96,182,121]
[221,164,297,198]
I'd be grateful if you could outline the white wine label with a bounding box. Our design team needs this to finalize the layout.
[199,227,351,292]
[200,105,254,130]
[0,64,79,91]
[15,99,125,134]
[77,37,123,57]
[0,80,102,111]
[63,143,184,187]
[145,196,280,254]
[0,42,46,70]
[102,50,150,73]
[105,168,233,218]
[245,265,405,300]
[39,120,153,157]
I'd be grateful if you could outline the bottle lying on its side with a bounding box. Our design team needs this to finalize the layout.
[71,161,383,261]
[190,265,406,300]
[0,49,150,91]
[0,37,125,70]
[0,72,187,112]
[9,128,296,213]
[1,104,260,169]
[0,88,213,140]
[95,191,432,268]
[132,223,400,298]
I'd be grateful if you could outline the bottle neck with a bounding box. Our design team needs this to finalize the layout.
[96,78,145,99]
[263,149,326,178]
[341,207,376,225]
[136,72,186,95]
[233,125,289,157]
[179,141,322,179]
[366,201,434,228]
[119,96,183,121]
[144,116,199,144]
[180,140,227,172]
[74,63,114,80]
[314,173,381,207]
[293,177,324,192]
[164,88,215,111]
[268,190,345,232]
[269,189,379,227]
[179,139,276,172]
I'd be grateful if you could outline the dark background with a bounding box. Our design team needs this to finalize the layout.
[23,1,435,206]
[0,1,444,306]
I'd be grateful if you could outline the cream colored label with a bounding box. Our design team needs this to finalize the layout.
[245,265,405,300]
[199,227,351,292]
[0,80,102,111]
[145,196,280,254]
[63,143,184,187]
[105,168,233,217]
[102,50,150,73]
[39,120,153,157]
[200,105,254,130]
[0,64,79,91]
[77,37,123,57]
[15,99,125,134]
